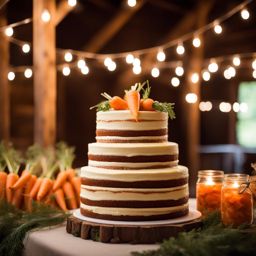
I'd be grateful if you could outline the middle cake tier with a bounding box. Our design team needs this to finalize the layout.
[88,142,179,170]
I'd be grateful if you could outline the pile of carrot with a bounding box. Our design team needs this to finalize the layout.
[0,142,81,212]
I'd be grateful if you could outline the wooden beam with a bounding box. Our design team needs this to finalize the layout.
[0,9,10,142]
[148,0,187,15]
[180,0,214,196]
[83,0,145,52]
[33,0,56,146]
[55,0,74,25]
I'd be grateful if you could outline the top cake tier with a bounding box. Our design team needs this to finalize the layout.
[96,110,168,143]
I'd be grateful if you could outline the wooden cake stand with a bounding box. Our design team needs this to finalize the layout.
[66,208,202,244]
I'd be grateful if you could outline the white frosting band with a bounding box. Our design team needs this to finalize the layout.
[81,165,188,182]
[81,185,188,201]
[80,203,189,216]
[88,142,178,156]
[96,135,168,141]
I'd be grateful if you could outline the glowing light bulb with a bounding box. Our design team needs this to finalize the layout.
[224,69,232,80]
[175,66,184,76]
[24,68,33,78]
[5,27,13,37]
[233,56,241,66]
[185,93,197,103]
[208,61,218,73]
[192,36,201,48]
[253,70,256,79]
[240,102,248,113]
[214,24,222,34]
[252,59,256,69]
[77,59,86,69]
[233,102,240,112]
[157,50,166,62]
[171,77,180,87]
[133,57,141,66]
[68,0,77,7]
[126,54,134,64]
[233,181,239,188]
[8,71,15,81]
[202,70,211,81]
[199,101,213,112]
[191,73,199,83]
[81,66,89,75]
[107,61,117,71]
[104,57,112,67]
[64,52,73,62]
[41,10,51,22]
[176,43,185,55]
[241,8,250,20]
[62,66,71,76]
[22,43,30,53]
[206,177,214,185]
[219,102,231,112]
[133,65,141,74]
[228,66,236,77]
[127,0,136,7]
[151,67,160,78]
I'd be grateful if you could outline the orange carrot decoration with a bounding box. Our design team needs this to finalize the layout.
[11,170,31,191]
[24,175,37,210]
[6,173,19,203]
[66,168,75,181]
[100,93,128,110]
[11,187,24,209]
[63,181,77,209]
[53,171,68,191]
[30,177,42,199]
[0,171,7,200]
[54,188,67,211]
[126,89,140,121]
[142,98,154,111]
[37,178,53,201]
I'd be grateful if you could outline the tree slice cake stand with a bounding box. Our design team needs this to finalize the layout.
[66,208,202,244]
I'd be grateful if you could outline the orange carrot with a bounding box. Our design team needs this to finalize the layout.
[29,177,42,199]
[11,170,31,191]
[43,188,55,207]
[11,187,23,209]
[6,173,19,203]
[63,181,77,209]
[71,176,81,205]
[24,175,37,210]
[142,98,154,111]
[37,178,53,201]
[53,171,68,191]
[126,90,140,121]
[66,168,75,181]
[0,171,8,200]
[54,188,67,211]
[109,96,128,110]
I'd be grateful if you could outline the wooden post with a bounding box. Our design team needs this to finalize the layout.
[181,0,213,196]
[0,9,10,142]
[33,0,56,146]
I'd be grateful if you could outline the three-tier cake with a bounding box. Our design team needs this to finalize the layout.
[80,109,189,221]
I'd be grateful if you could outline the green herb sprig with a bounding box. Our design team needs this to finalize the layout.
[153,101,176,120]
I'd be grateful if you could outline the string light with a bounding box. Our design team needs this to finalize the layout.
[77,59,86,69]
[157,50,166,62]
[192,36,201,48]
[171,77,180,87]
[199,101,212,111]
[126,54,134,64]
[22,43,30,53]
[8,71,15,81]
[5,27,13,37]
[214,23,222,34]
[219,102,231,112]
[240,102,248,113]
[253,70,256,79]
[208,60,218,73]
[107,60,117,71]
[62,66,71,76]
[81,65,89,75]
[202,70,211,81]
[41,10,51,22]
[233,102,240,112]
[191,73,199,83]
[68,0,77,7]
[133,57,141,66]
[252,59,256,69]
[176,43,185,55]
[104,57,112,67]
[127,0,136,7]
[132,65,141,74]
[223,66,236,79]
[175,66,184,76]
[185,93,198,104]
[64,52,73,62]
[24,68,32,78]
[151,67,160,78]
[233,56,241,66]
[241,8,250,20]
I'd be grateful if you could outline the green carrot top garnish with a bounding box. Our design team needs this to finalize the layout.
[90,80,175,120]
[0,142,7,170]
[25,144,44,174]
[56,141,75,172]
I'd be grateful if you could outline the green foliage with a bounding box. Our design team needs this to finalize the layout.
[153,101,176,120]
[90,100,111,112]
[132,212,256,256]
[142,81,151,99]
[0,200,69,256]
[56,142,75,171]
[0,143,6,170]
